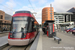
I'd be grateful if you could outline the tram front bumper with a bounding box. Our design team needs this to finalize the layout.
[8,39,30,46]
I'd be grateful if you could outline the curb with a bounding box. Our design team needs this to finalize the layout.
[29,32,40,50]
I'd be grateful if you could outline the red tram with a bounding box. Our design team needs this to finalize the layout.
[8,11,38,46]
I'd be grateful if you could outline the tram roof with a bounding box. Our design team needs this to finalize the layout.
[12,11,39,25]
[12,13,32,17]
[15,11,31,14]
[13,11,33,17]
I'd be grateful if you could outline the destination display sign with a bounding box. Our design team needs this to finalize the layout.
[13,17,27,20]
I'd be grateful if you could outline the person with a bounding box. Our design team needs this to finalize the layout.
[21,27,24,32]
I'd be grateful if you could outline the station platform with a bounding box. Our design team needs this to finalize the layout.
[30,28,75,50]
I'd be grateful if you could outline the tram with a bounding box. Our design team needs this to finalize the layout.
[8,11,39,46]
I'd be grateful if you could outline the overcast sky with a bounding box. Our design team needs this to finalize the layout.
[0,0,75,24]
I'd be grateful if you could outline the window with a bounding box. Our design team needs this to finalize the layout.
[59,22,63,23]
[50,18,53,19]
[0,21,2,23]
[29,21,32,32]
[0,15,3,19]
[13,20,28,32]
[1,15,3,19]
[56,20,59,21]
[54,16,57,17]
[56,18,58,19]
[5,21,6,23]
[59,20,63,21]
[12,17,28,32]
[29,18,35,32]
[50,11,52,12]
[50,13,52,14]
[59,18,63,19]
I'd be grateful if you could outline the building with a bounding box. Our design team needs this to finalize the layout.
[67,7,75,13]
[54,12,65,24]
[5,13,12,21]
[67,7,75,22]
[0,10,12,32]
[54,7,75,29]
[54,12,73,29]
[42,7,54,25]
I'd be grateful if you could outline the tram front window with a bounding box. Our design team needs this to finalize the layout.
[12,17,28,32]
[13,21,28,32]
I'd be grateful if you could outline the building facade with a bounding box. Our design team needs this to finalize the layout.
[0,10,12,32]
[67,7,75,22]
[54,15,65,24]
[42,7,54,24]
[54,12,73,29]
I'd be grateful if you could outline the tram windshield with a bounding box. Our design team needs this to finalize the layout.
[12,17,28,32]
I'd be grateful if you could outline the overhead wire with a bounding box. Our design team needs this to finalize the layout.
[0,3,15,11]
[0,1,36,14]
[0,0,35,12]
[28,0,36,12]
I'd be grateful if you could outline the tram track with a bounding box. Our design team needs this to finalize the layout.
[1,31,39,50]
[2,41,33,50]
[7,46,13,50]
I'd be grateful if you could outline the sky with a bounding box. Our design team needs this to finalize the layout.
[0,0,75,24]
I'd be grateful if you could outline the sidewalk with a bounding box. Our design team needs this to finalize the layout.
[37,28,75,50]
[36,29,42,50]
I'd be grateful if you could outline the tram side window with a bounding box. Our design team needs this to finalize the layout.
[29,19,33,32]
[28,19,35,32]
[32,21,36,32]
